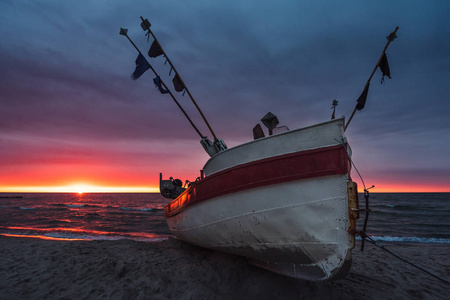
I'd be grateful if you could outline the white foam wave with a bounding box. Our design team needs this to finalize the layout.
[358,235,450,244]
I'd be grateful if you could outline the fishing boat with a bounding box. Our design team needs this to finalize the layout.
[120,18,398,281]
[163,117,357,281]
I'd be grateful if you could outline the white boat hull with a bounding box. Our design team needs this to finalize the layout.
[164,118,357,280]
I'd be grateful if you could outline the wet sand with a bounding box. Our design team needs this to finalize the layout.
[0,236,449,299]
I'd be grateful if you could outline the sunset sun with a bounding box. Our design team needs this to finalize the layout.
[66,184,94,194]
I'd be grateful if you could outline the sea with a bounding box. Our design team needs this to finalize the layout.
[0,193,449,244]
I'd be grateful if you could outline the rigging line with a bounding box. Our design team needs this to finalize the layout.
[350,154,367,191]
[140,16,218,140]
[120,29,205,139]
[362,233,450,286]
[335,139,367,190]
[336,138,372,250]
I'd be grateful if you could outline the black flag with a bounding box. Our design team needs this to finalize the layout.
[379,53,391,81]
[153,76,170,94]
[356,82,370,111]
[172,74,185,92]
[131,53,151,80]
[148,40,164,58]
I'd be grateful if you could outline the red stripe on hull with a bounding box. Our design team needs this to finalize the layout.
[165,144,350,218]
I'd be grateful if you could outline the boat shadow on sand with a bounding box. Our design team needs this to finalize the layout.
[156,237,448,300]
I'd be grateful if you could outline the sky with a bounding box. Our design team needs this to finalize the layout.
[1,0,449,193]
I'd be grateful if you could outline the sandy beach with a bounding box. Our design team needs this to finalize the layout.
[0,236,448,300]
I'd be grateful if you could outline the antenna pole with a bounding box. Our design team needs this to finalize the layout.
[139,16,218,140]
[345,26,399,131]
[120,28,205,139]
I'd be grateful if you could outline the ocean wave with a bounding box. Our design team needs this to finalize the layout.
[19,207,35,210]
[120,207,156,212]
[0,231,169,242]
[373,203,449,211]
[62,203,161,212]
[358,235,450,244]
[57,203,103,209]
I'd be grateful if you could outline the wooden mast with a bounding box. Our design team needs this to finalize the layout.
[139,16,218,140]
[344,26,399,131]
[119,28,205,139]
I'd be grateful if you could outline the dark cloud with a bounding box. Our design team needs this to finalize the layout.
[1,0,449,190]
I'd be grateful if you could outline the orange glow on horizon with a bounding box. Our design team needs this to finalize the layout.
[0,184,159,193]
[0,152,201,194]
[355,182,449,193]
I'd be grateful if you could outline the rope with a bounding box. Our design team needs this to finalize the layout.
[360,232,450,285]
[335,138,368,191]
[336,139,450,285]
